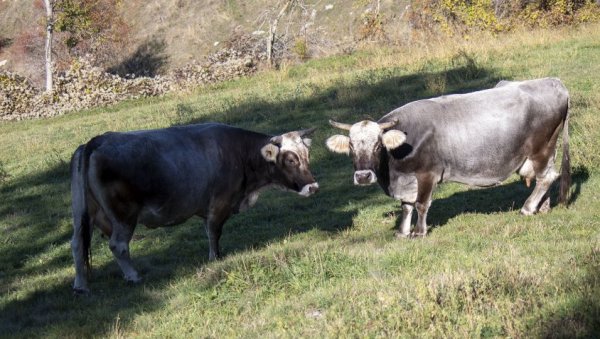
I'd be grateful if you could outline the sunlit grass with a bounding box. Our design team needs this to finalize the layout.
[1,23,599,337]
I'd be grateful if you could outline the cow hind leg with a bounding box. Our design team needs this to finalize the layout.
[108,223,141,283]
[521,154,560,216]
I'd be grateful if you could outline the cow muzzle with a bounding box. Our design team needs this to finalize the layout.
[299,182,319,197]
[354,170,377,185]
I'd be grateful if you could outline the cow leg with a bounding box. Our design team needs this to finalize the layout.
[538,193,552,214]
[521,120,563,215]
[412,175,436,237]
[205,206,231,261]
[395,203,414,238]
[521,156,559,216]
[205,220,224,261]
[108,223,141,283]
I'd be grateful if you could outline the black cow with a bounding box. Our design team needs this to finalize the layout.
[326,78,570,237]
[70,123,318,293]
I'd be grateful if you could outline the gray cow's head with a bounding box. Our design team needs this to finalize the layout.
[261,128,319,196]
[326,120,406,185]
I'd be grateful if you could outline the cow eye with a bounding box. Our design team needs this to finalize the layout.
[286,158,298,167]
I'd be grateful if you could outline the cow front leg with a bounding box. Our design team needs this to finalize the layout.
[395,203,414,238]
[205,220,224,261]
[412,175,436,237]
[108,224,140,283]
[205,207,231,261]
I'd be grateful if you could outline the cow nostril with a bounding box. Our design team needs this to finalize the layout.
[357,172,369,180]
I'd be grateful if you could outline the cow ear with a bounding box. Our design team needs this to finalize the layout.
[326,135,350,154]
[302,138,312,147]
[382,130,406,150]
[261,143,280,162]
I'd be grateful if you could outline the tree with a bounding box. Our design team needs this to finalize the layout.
[267,0,294,66]
[43,0,56,93]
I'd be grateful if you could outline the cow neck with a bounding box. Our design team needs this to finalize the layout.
[377,147,391,196]
[241,134,279,193]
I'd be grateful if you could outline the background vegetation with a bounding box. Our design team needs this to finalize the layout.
[2,0,599,82]
[0,19,599,337]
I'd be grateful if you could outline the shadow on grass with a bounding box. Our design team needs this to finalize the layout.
[422,165,590,230]
[0,162,72,275]
[107,37,169,77]
[4,54,571,336]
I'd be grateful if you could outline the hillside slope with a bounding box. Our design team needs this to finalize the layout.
[0,22,599,337]
[0,0,411,72]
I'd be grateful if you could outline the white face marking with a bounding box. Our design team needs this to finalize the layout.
[349,121,382,155]
[347,121,384,185]
[279,132,311,167]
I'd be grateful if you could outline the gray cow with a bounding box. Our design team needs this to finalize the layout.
[71,123,318,293]
[326,78,570,237]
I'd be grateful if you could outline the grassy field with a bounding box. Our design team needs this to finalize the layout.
[1,23,599,337]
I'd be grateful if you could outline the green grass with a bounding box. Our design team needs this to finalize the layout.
[1,24,600,337]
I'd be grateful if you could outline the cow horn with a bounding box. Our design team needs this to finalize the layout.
[270,135,283,145]
[329,120,352,131]
[378,120,397,130]
[298,127,316,137]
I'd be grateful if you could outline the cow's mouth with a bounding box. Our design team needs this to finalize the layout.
[298,182,319,196]
[354,170,377,185]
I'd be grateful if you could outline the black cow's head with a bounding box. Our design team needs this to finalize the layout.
[326,119,406,185]
[260,128,319,196]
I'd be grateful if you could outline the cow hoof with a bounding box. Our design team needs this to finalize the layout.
[395,231,410,239]
[410,232,426,238]
[538,198,551,214]
[520,208,535,216]
[124,275,142,285]
[73,287,90,296]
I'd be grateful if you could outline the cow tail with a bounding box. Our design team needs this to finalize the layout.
[70,144,93,279]
[558,97,571,206]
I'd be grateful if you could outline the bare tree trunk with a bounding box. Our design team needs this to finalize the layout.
[267,0,293,66]
[43,0,54,94]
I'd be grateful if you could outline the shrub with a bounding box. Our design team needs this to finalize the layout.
[293,38,309,60]
[0,42,262,120]
[409,0,600,36]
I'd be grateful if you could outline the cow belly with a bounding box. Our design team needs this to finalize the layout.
[443,166,516,187]
[441,154,525,187]
[388,173,418,203]
[138,205,196,228]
